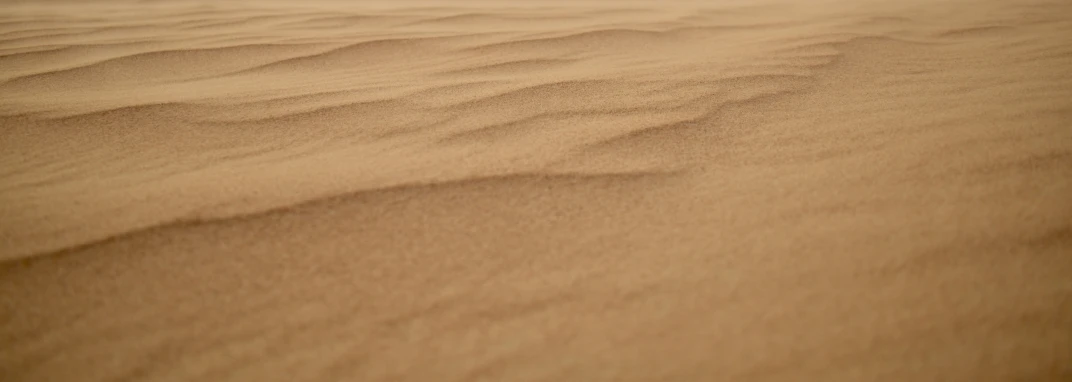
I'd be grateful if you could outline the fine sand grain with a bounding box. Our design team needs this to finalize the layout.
[1,0,1071,381]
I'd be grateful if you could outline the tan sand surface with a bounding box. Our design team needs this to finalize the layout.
[1,0,1071,381]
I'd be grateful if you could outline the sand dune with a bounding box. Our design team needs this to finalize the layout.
[1,0,1071,381]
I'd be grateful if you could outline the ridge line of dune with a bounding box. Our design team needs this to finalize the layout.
[0,170,680,265]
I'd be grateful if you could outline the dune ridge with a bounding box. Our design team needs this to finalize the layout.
[2,0,1071,381]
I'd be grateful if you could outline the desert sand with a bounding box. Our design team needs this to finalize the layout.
[1,0,1070,381]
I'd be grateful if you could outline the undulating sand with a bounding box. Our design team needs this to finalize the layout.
[1,0,1071,381]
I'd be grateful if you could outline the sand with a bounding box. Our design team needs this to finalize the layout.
[1,0,1070,380]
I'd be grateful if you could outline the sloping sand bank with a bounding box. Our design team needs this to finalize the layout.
[1,0,1070,381]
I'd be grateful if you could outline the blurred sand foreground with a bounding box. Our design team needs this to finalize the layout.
[1,0,1070,381]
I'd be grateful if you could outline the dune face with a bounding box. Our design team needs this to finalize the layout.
[1,0,1071,381]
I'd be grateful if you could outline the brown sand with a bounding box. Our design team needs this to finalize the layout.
[1,0,1071,381]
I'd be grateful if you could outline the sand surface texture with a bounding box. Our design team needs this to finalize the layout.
[2,0,1071,381]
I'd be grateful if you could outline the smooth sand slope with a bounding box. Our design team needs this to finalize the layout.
[1,0,1071,381]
